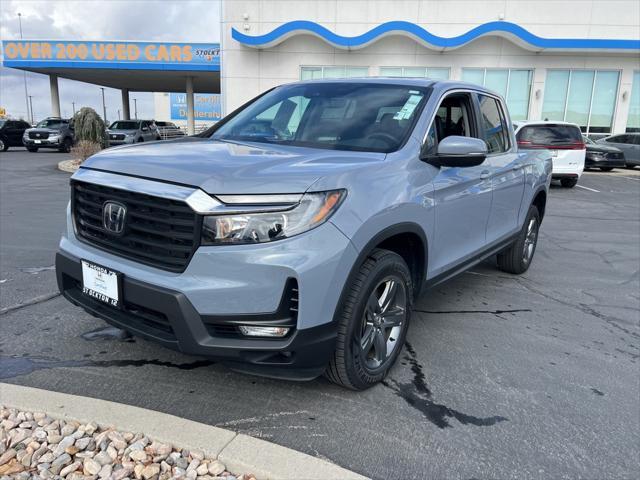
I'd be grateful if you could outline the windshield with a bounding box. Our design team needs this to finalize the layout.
[211,83,430,153]
[36,119,66,129]
[110,121,140,130]
[156,122,174,127]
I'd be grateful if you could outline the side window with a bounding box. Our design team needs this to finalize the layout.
[478,95,509,153]
[425,92,475,155]
[608,135,626,143]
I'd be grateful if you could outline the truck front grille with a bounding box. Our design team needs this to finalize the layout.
[29,131,49,139]
[71,180,200,272]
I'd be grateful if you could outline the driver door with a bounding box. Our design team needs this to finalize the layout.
[428,91,493,276]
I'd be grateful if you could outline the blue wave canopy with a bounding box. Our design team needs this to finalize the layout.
[232,20,640,51]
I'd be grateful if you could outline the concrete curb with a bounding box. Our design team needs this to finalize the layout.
[0,383,368,480]
[58,159,80,173]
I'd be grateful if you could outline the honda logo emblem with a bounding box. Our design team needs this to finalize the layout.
[102,201,127,234]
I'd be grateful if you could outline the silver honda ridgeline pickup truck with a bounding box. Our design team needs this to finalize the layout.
[56,79,551,390]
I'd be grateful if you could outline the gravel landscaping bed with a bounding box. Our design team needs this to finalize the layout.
[0,407,255,480]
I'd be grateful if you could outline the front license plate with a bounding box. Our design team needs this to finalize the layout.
[81,260,121,308]
[34,139,42,144]
[549,150,558,157]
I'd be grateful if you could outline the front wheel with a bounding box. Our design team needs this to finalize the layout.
[0,138,7,151]
[59,138,72,153]
[497,205,540,275]
[26,146,38,152]
[560,178,578,188]
[326,249,412,390]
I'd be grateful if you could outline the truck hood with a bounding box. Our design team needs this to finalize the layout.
[26,128,62,134]
[82,137,386,194]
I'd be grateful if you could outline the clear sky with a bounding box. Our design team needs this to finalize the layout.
[0,0,221,122]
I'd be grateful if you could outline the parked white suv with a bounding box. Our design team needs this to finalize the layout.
[514,121,585,188]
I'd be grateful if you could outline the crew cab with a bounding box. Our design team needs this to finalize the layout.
[56,79,551,390]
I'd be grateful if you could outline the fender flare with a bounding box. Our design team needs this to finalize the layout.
[331,222,429,324]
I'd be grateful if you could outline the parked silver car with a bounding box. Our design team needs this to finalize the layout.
[597,133,640,168]
[107,120,160,146]
[155,121,186,140]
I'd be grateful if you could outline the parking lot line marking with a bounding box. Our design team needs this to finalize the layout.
[576,184,600,193]
[617,175,640,181]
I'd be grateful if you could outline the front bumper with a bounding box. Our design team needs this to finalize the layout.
[23,138,61,148]
[56,250,339,380]
[585,155,626,168]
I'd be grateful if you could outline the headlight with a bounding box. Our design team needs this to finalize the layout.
[201,190,346,245]
[49,135,60,140]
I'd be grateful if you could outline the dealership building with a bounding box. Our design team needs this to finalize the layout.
[2,0,639,134]
[220,0,640,134]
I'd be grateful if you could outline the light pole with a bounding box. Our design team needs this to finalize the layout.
[72,101,76,116]
[28,95,34,124]
[117,109,121,120]
[100,87,107,123]
[18,13,30,124]
[133,98,138,119]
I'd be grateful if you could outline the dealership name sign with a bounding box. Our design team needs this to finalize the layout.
[170,93,221,121]
[1,41,220,71]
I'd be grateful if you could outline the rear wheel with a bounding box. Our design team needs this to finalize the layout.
[600,167,614,172]
[497,205,540,275]
[326,249,412,390]
[560,178,578,188]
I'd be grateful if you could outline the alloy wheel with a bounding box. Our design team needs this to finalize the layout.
[359,276,407,370]
[522,217,538,264]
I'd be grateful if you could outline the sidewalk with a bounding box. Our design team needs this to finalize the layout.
[0,383,368,480]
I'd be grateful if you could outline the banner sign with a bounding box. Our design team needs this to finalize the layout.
[170,93,222,121]
[2,40,220,71]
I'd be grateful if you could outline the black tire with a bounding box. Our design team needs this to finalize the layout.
[497,205,540,275]
[0,138,7,151]
[560,178,578,188]
[625,164,637,169]
[600,167,614,172]
[59,138,72,153]
[325,248,413,390]
[26,146,38,152]
[137,137,144,143]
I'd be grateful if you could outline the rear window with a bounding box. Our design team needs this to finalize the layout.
[517,124,583,148]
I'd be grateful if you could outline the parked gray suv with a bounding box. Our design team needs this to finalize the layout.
[107,120,160,146]
[56,79,551,389]
[23,117,75,153]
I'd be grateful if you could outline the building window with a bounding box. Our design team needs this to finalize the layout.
[461,68,533,121]
[379,67,450,80]
[541,69,620,133]
[300,66,369,80]
[627,71,640,132]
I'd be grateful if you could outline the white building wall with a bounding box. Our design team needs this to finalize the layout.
[221,0,640,132]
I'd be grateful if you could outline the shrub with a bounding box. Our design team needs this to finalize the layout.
[71,107,107,147]
[71,140,102,163]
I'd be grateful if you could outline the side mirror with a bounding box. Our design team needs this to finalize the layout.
[422,136,488,168]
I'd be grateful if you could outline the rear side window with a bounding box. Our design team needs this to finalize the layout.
[516,124,583,148]
[607,134,630,144]
[478,95,509,153]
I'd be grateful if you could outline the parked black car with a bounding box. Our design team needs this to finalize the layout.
[23,117,75,153]
[583,136,626,171]
[0,119,31,151]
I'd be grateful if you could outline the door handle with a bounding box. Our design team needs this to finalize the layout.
[480,170,490,180]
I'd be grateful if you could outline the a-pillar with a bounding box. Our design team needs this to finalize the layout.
[186,76,195,135]
[49,74,61,118]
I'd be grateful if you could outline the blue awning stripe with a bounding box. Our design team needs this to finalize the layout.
[232,20,640,51]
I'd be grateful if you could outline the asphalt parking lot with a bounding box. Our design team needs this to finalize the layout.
[1,148,639,480]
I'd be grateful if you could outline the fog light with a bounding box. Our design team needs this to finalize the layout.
[238,326,290,337]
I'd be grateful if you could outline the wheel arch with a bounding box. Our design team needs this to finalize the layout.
[333,223,428,326]
[531,187,547,221]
